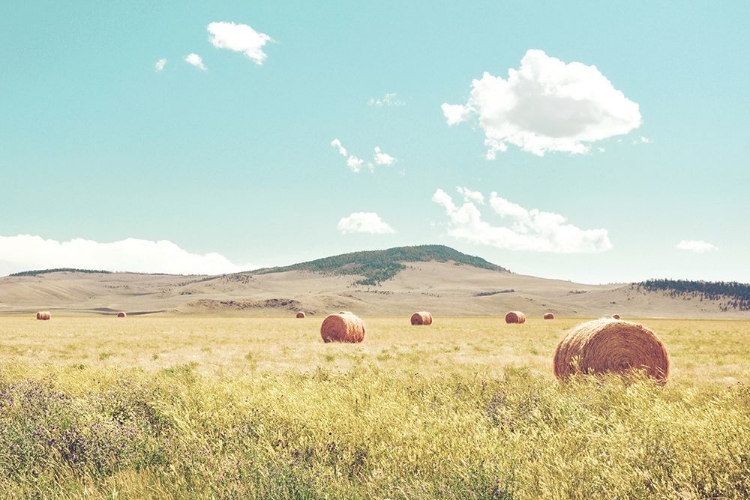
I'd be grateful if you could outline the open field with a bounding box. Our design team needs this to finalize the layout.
[1,315,749,498]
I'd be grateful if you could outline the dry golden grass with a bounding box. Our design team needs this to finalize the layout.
[1,315,748,384]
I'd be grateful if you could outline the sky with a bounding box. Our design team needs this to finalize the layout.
[1,1,749,284]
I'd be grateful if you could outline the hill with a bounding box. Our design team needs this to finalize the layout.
[252,244,509,285]
[0,245,748,318]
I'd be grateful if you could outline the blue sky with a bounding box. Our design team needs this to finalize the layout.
[1,1,748,283]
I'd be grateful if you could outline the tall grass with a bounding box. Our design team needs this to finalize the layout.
[0,316,748,498]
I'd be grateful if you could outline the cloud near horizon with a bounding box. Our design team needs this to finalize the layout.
[337,213,395,235]
[676,240,718,253]
[207,21,273,65]
[0,235,255,276]
[432,187,612,253]
[442,49,642,157]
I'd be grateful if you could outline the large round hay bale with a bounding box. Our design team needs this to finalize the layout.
[117,312,127,318]
[320,313,365,343]
[296,312,306,319]
[553,318,669,384]
[543,313,555,320]
[410,311,433,325]
[612,314,621,319]
[36,311,51,321]
[505,311,526,324]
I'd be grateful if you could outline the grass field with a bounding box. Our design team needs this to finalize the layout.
[0,315,749,499]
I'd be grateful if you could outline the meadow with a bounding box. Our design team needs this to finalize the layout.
[0,315,748,499]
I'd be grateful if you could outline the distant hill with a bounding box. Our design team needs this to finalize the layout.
[9,268,112,277]
[635,279,750,312]
[253,244,509,285]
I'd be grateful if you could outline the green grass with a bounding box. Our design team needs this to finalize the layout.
[0,316,748,499]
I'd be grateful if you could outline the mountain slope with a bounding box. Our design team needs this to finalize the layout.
[252,244,509,285]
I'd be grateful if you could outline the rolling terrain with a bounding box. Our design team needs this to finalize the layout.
[0,245,747,318]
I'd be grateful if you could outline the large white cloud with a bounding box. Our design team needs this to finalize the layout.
[432,188,611,253]
[337,213,395,235]
[184,53,207,71]
[442,49,642,157]
[676,240,718,253]
[207,21,273,65]
[0,235,255,276]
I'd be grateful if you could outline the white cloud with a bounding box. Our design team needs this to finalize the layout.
[331,138,365,172]
[373,146,396,166]
[331,139,347,156]
[368,93,405,107]
[184,53,207,71]
[155,58,167,71]
[331,139,395,173]
[456,186,485,205]
[207,21,272,65]
[432,188,612,253]
[442,49,642,157]
[633,136,652,145]
[440,103,472,126]
[0,235,255,276]
[337,213,395,235]
[346,156,364,172]
[676,240,718,253]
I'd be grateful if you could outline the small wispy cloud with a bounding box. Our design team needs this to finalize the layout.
[373,147,396,166]
[337,212,395,235]
[331,139,396,172]
[185,53,207,71]
[676,240,718,253]
[633,136,653,145]
[432,187,612,253]
[368,93,405,107]
[207,21,273,65]
[155,58,167,71]
[331,138,365,172]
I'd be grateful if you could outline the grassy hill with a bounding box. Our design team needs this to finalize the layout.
[252,244,509,285]
[635,279,750,311]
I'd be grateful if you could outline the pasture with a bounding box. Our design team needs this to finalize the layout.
[0,315,748,498]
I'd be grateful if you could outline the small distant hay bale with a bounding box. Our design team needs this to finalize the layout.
[117,312,127,318]
[544,313,555,320]
[36,311,51,321]
[612,314,621,319]
[505,311,526,324]
[410,311,433,326]
[553,318,670,384]
[320,313,365,343]
[339,311,354,315]
[296,312,306,319]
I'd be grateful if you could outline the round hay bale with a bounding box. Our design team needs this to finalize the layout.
[296,312,306,319]
[505,311,526,324]
[36,311,51,321]
[553,318,669,384]
[339,311,354,315]
[612,314,621,319]
[410,311,433,326]
[320,313,365,343]
[117,312,127,318]
[543,313,555,320]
